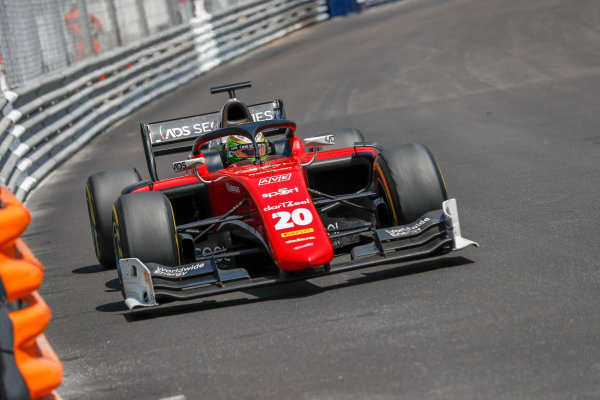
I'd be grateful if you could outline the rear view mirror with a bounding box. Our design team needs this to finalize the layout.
[303,135,335,149]
[173,157,206,173]
[302,135,335,167]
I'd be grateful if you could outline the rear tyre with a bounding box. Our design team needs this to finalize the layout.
[112,192,180,268]
[374,143,447,226]
[85,169,141,268]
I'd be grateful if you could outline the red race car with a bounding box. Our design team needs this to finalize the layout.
[85,82,478,310]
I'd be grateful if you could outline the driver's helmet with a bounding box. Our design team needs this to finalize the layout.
[225,132,269,165]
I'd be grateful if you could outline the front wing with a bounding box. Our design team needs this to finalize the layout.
[120,198,478,310]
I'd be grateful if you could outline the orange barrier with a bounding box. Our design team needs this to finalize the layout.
[0,185,63,399]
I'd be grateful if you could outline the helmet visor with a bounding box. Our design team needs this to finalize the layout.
[228,142,268,159]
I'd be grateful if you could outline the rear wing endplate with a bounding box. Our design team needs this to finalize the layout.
[140,100,285,181]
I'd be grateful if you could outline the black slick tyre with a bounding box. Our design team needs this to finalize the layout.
[85,168,141,268]
[112,192,180,268]
[374,143,448,226]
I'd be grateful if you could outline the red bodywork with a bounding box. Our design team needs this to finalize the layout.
[133,133,378,271]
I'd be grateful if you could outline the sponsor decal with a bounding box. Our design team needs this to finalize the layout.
[151,122,216,143]
[159,124,191,141]
[151,126,166,142]
[273,208,313,230]
[153,263,206,278]
[262,187,299,199]
[327,222,340,234]
[173,161,187,172]
[281,227,314,238]
[226,183,240,193]
[200,245,231,262]
[172,158,205,172]
[193,121,216,134]
[251,110,274,122]
[233,142,254,150]
[263,198,309,211]
[258,173,291,185]
[148,103,276,144]
[385,218,431,237]
[285,236,315,244]
[294,243,314,250]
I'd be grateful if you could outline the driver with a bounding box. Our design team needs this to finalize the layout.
[225,132,270,165]
[204,97,273,166]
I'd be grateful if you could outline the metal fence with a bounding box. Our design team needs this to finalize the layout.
[0,0,223,89]
[0,0,398,90]
[0,0,329,200]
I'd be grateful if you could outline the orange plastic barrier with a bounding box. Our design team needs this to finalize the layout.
[0,185,63,399]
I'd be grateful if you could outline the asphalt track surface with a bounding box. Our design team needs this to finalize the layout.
[23,0,600,398]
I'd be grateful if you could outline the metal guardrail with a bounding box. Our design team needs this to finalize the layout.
[0,0,329,201]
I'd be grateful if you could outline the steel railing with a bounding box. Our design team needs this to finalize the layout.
[0,0,329,201]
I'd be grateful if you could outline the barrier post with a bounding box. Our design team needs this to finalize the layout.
[0,277,29,400]
[0,185,63,400]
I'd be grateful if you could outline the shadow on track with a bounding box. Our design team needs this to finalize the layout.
[96,301,129,313]
[72,264,122,292]
[101,256,475,322]
[72,264,105,274]
[105,278,120,292]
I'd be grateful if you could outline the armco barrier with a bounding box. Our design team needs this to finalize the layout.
[0,0,329,201]
[0,185,63,399]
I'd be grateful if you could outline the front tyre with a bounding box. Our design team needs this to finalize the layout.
[112,192,181,269]
[86,168,141,268]
[374,143,447,226]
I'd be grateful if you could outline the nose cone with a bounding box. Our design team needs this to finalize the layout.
[244,166,334,271]
[277,232,334,270]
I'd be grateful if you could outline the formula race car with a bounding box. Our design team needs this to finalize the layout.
[85,81,478,310]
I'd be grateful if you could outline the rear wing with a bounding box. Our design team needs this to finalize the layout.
[140,100,285,181]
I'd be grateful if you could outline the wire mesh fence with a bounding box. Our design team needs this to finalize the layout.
[0,0,245,89]
[0,0,329,200]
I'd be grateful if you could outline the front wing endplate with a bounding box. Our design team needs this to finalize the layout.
[121,258,158,309]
